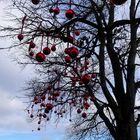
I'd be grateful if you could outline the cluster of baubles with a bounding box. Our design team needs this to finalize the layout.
[28,90,96,130]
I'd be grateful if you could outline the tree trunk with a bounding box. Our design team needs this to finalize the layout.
[116,118,138,140]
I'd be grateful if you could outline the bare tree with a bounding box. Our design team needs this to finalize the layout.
[1,0,140,140]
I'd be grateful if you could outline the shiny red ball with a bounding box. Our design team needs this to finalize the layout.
[77,109,81,114]
[31,0,40,5]
[53,8,60,15]
[75,31,80,36]
[110,0,127,5]
[65,56,71,63]
[43,47,51,55]
[46,103,54,110]
[69,47,79,58]
[81,74,91,84]
[17,34,24,41]
[51,45,56,51]
[29,41,35,48]
[35,52,46,62]
[29,51,34,57]
[65,9,75,19]
[82,112,87,118]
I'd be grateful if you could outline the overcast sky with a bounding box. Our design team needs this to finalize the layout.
[0,1,67,140]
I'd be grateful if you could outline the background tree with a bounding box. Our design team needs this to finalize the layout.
[1,0,140,140]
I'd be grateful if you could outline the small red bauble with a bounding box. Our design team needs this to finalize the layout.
[77,109,81,114]
[75,30,80,36]
[17,34,24,41]
[31,0,40,5]
[51,45,56,51]
[35,52,46,62]
[29,41,36,48]
[43,47,51,55]
[81,74,91,84]
[65,56,71,63]
[46,103,54,110]
[41,95,46,100]
[29,51,34,57]
[53,8,60,15]
[82,112,87,118]
[92,73,96,78]
[69,47,79,58]
[65,9,75,19]
[110,0,127,5]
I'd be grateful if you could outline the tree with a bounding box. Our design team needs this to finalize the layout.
[1,0,140,140]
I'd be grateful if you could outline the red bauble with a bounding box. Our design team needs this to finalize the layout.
[43,47,51,55]
[65,56,71,63]
[81,74,91,84]
[41,95,46,100]
[17,34,24,41]
[82,112,87,118]
[92,73,96,78]
[69,47,79,58]
[53,8,60,15]
[29,41,35,48]
[46,103,54,110]
[65,9,75,19]
[77,109,81,114]
[110,0,127,5]
[31,0,40,5]
[51,45,56,51]
[35,52,46,62]
[29,51,34,57]
[64,48,71,55]
[75,31,80,36]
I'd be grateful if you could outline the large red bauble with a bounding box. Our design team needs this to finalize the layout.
[82,112,87,118]
[43,47,51,55]
[53,8,60,15]
[31,0,40,5]
[69,47,79,58]
[110,0,127,5]
[81,74,91,84]
[65,9,75,19]
[65,56,71,63]
[35,52,46,62]
[51,45,56,51]
[17,34,24,41]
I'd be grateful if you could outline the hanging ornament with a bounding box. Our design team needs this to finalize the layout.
[65,9,75,19]
[65,56,71,63]
[69,47,79,58]
[75,30,80,36]
[53,7,60,15]
[81,112,87,118]
[35,52,46,62]
[17,34,24,41]
[51,45,56,51]
[29,51,34,57]
[81,74,91,84]
[29,41,36,48]
[31,0,40,5]
[43,47,51,55]
[110,0,127,5]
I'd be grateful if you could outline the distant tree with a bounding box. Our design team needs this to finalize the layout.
[1,0,140,140]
